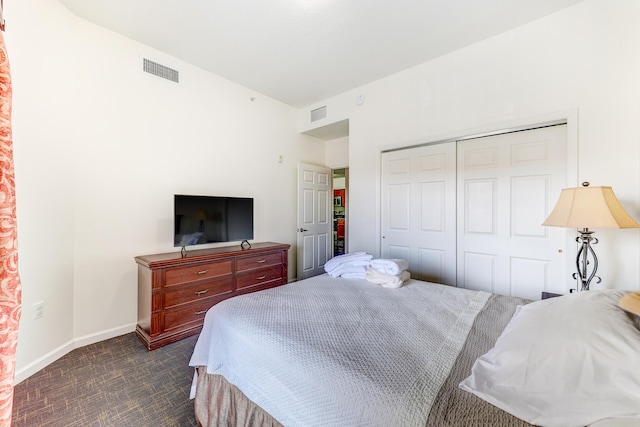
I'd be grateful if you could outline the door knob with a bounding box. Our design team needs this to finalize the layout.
[298,228,308,232]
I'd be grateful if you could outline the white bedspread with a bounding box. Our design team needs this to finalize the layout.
[189,274,490,427]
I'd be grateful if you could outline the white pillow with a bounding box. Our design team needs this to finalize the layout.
[459,290,640,427]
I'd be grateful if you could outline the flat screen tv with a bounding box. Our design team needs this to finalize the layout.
[174,194,254,248]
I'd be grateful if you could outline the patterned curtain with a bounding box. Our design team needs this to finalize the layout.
[0,29,21,427]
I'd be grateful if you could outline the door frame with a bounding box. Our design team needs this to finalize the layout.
[332,167,348,257]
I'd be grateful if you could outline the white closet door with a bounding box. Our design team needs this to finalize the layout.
[457,125,568,300]
[381,142,457,285]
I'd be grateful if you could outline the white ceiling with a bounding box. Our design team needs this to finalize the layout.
[57,0,584,108]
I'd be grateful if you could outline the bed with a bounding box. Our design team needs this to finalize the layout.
[189,274,640,427]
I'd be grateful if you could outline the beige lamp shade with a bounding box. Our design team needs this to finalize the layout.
[542,185,640,229]
[619,292,640,316]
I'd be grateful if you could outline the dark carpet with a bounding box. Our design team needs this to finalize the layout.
[11,332,199,427]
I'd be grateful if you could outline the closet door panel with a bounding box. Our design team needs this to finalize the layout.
[417,248,447,284]
[510,257,550,301]
[386,245,411,263]
[462,252,496,293]
[511,176,549,238]
[382,143,457,285]
[458,125,568,298]
[388,184,410,231]
[464,179,497,235]
[419,181,445,232]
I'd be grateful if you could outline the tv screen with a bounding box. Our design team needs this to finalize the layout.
[174,195,254,247]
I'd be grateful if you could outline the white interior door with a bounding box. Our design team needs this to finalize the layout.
[457,125,568,300]
[381,142,457,285]
[297,162,332,280]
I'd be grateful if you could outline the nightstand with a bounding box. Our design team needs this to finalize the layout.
[541,292,563,300]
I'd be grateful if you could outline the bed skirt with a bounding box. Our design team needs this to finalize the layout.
[194,366,283,427]
[193,293,533,427]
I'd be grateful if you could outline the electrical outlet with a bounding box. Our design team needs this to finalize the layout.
[34,301,44,319]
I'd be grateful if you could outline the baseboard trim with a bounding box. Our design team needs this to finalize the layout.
[14,339,75,385]
[73,323,136,349]
[14,322,136,385]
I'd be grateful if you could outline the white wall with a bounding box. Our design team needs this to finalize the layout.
[302,0,640,292]
[8,0,325,381]
[325,136,349,169]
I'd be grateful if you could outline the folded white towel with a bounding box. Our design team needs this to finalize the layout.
[340,271,367,279]
[365,267,411,288]
[324,252,372,274]
[369,258,409,276]
[329,263,368,278]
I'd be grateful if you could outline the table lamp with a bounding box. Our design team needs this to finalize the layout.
[619,292,640,316]
[542,182,640,291]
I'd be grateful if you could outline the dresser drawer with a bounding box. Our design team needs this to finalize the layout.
[236,266,284,289]
[236,252,282,272]
[164,260,232,287]
[163,298,221,332]
[163,277,233,309]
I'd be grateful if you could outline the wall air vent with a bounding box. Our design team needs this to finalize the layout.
[143,58,179,83]
[310,106,327,122]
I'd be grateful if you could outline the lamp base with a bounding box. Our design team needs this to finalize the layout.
[572,229,601,291]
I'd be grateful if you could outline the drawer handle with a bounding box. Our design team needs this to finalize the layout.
[194,289,209,296]
[195,270,209,275]
[195,310,208,315]
[256,259,266,263]
[256,275,266,280]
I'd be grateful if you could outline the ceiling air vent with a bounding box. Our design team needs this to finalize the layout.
[143,58,179,83]
[310,106,327,122]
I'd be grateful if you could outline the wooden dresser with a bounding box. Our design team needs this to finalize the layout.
[135,242,290,350]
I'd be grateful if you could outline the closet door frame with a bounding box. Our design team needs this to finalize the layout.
[378,112,578,297]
